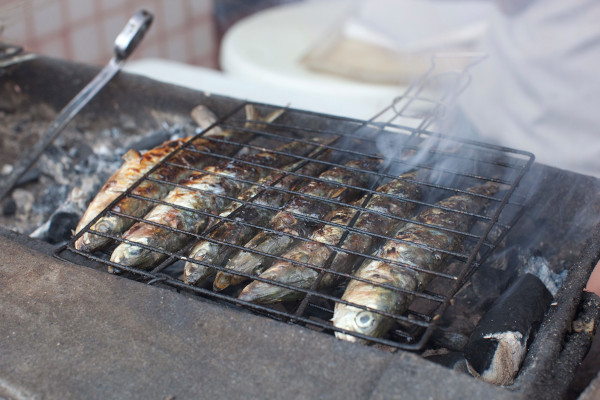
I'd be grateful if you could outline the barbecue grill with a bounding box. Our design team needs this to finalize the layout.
[62,98,533,350]
[1,53,599,399]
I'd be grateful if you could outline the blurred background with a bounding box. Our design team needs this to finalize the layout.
[1,0,219,66]
[0,0,494,121]
[0,0,302,69]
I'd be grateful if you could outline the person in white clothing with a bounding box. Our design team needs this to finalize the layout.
[457,0,600,296]
[458,0,600,178]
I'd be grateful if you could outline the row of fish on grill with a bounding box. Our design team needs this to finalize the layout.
[72,105,500,345]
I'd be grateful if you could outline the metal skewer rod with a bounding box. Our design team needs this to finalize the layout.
[0,10,153,202]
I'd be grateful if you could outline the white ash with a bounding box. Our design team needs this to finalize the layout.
[1,164,13,175]
[0,102,195,241]
[11,189,35,220]
[467,330,528,386]
[27,124,190,243]
[521,254,567,297]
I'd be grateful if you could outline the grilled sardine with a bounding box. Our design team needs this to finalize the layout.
[238,171,422,303]
[183,152,333,285]
[213,158,381,291]
[76,139,207,251]
[332,182,499,344]
[110,139,318,269]
[74,105,281,251]
[74,139,187,249]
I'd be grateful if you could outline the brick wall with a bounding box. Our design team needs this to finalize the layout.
[0,0,217,68]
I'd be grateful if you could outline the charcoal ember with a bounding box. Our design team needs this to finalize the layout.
[11,119,26,133]
[470,265,511,299]
[69,142,94,161]
[31,102,56,120]
[38,145,73,185]
[123,123,189,152]
[464,273,553,386]
[1,164,12,175]
[16,167,41,186]
[68,184,97,213]
[46,211,80,244]
[74,155,99,175]
[150,109,198,131]
[0,163,40,189]
[72,143,114,176]
[431,266,512,352]
[99,127,121,142]
[11,188,34,216]
[39,184,69,216]
[519,252,567,296]
[0,100,153,237]
[0,88,19,111]
[118,114,137,131]
[30,185,94,241]
[78,172,107,204]
[8,188,45,233]
[2,197,16,216]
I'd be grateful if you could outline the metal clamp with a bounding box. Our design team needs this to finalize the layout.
[114,10,154,61]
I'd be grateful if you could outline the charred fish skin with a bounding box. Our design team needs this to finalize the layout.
[110,164,247,269]
[183,153,333,285]
[213,158,381,291]
[238,171,422,304]
[74,104,272,252]
[183,207,262,285]
[110,139,320,270]
[183,172,294,285]
[321,172,422,288]
[74,138,189,251]
[237,203,359,304]
[332,182,499,344]
[76,138,216,252]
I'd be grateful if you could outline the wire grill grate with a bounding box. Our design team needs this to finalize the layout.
[58,100,534,350]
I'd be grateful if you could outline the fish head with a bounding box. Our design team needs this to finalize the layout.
[110,238,156,269]
[79,232,111,252]
[79,216,121,251]
[237,263,315,303]
[183,260,211,285]
[213,271,242,291]
[74,234,91,252]
[238,280,284,303]
[332,303,391,344]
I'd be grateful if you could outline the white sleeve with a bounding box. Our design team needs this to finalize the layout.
[458,0,600,177]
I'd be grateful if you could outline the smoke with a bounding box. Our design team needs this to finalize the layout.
[373,54,499,193]
[371,53,600,281]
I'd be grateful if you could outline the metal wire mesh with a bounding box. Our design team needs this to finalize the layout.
[58,98,534,350]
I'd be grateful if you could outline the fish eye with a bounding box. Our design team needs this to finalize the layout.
[96,221,111,233]
[355,311,374,330]
[129,246,144,255]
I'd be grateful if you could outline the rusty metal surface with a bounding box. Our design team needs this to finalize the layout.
[0,230,515,400]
